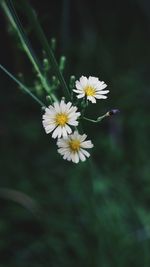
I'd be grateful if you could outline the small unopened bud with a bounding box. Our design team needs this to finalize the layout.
[18,72,23,78]
[52,76,57,83]
[69,75,76,88]
[51,38,56,51]
[59,56,66,71]
[41,106,46,111]
[46,95,52,103]
[18,72,24,82]
[43,58,49,71]
[107,109,120,116]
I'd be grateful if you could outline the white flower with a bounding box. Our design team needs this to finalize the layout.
[57,131,94,163]
[73,76,109,103]
[42,99,80,139]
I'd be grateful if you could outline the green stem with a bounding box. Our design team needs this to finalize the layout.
[0,64,45,107]
[1,0,57,102]
[18,0,71,100]
[83,114,109,123]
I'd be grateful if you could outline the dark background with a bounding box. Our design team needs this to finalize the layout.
[0,0,150,266]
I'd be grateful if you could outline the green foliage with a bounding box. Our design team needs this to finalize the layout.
[0,0,150,266]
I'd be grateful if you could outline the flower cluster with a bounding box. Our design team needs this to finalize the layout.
[42,76,109,163]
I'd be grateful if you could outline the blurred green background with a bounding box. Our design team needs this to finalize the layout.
[0,0,150,266]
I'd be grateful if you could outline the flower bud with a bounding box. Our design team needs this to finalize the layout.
[107,109,120,116]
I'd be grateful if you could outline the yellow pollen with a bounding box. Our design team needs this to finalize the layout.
[55,113,68,126]
[69,139,81,152]
[84,86,96,96]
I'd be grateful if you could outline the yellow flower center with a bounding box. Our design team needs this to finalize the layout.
[69,139,81,152]
[84,86,96,96]
[55,113,68,126]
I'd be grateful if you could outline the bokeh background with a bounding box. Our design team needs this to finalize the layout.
[0,0,150,266]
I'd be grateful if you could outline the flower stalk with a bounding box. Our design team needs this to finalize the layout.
[83,109,120,123]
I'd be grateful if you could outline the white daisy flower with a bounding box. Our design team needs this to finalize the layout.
[73,75,109,103]
[42,99,80,139]
[57,131,94,163]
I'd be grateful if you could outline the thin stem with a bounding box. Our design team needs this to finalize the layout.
[18,0,71,100]
[1,0,57,102]
[83,114,109,123]
[83,117,98,123]
[0,64,45,107]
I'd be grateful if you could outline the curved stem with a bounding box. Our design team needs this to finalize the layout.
[83,113,109,123]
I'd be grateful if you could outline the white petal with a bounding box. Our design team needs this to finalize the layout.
[80,148,90,158]
[79,134,87,142]
[88,77,99,87]
[68,111,80,119]
[73,131,79,138]
[57,140,69,148]
[77,94,85,99]
[73,89,83,93]
[65,124,72,134]
[58,148,69,155]
[95,95,107,99]
[78,151,86,161]
[43,124,56,134]
[81,140,94,148]
[42,118,56,127]
[71,152,79,163]
[64,155,72,161]
[75,81,82,90]
[45,107,56,115]
[87,96,96,103]
[97,83,107,90]
[68,120,78,126]
[62,126,68,137]
[42,114,55,122]
[79,76,88,87]
[95,90,109,95]
[65,102,72,112]
[67,106,76,115]
[57,141,69,148]
[53,102,61,113]
[89,76,99,82]
[63,151,71,160]
[52,126,61,139]
[59,100,66,112]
